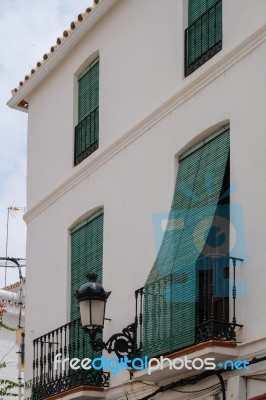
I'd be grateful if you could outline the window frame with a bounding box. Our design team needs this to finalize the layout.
[184,0,223,76]
[74,57,100,166]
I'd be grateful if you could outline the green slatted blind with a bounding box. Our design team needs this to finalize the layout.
[187,0,222,66]
[78,58,99,122]
[144,129,230,358]
[71,209,104,321]
[70,210,104,361]
[188,0,216,25]
[75,58,100,165]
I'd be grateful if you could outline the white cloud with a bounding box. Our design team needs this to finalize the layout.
[0,0,93,287]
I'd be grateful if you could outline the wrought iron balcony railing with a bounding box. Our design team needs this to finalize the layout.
[74,107,99,166]
[32,318,110,400]
[32,253,243,399]
[134,254,243,358]
[184,0,222,76]
[195,254,243,343]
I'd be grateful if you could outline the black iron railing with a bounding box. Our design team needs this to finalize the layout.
[32,318,109,400]
[185,0,222,76]
[195,254,243,342]
[74,107,99,166]
[135,253,243,358]
[135,287,144,357]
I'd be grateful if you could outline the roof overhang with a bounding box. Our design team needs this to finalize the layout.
[7,0,118,112]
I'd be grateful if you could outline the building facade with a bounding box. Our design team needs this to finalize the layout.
[0,280,25,400]
[8,0,266,399]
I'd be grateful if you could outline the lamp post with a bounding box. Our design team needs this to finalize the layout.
[76,273,111,330]
[76,274,140,360]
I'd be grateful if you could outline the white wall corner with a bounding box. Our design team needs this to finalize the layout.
[226,376,246,400]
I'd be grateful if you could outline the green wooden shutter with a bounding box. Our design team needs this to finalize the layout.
[75,58,99,165]
[70,209,104,361]
[188,0,216,25]
[71,209,104,320]
[187,0,222,66]
[78,58,99,122]
[144,129,230,358]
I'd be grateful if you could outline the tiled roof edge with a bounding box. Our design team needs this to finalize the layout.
[11,0,101,99]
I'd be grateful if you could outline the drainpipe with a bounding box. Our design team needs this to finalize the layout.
[0,289,24,304]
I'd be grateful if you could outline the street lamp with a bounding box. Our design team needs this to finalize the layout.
[76,274,111,330]
[76,274,140,360]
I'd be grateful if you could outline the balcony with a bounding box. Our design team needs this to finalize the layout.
[32,318,110,400]
[134,254,243,360]
[31,254,242,398]
[184,0,222,76]
[74,107,99,166]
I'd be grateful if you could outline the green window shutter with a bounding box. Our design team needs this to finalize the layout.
[70,210,104,361]
[71,209,104,321]
[186,0,222,73]
[78,58,99,122]
[143,129,230,358]
[188,0,216,25]
[75,58,99,165]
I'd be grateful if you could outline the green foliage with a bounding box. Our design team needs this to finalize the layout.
[0,302,22,396]
[0,378,23,397]
[0,321,16,331]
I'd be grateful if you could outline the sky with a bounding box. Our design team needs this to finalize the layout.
[0,0,93,287]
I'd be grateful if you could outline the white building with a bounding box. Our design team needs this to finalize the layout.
[8,0,266,399]
[0,280,25,400]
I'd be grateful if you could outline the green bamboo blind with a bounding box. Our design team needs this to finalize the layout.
[144,129,230,358]
[70,209,104,360]
[188,0,216,25]
[75,58,100,165]
[78,58,99,123]
[187,0,222,66]
[71,209,104,321]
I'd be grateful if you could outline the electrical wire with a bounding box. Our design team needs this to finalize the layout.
[138,354,266,400]
[0,342,17,363]
[171,387,221,400]
[170,383,226,400]
[170,381,222,393]
[137,369,224,400]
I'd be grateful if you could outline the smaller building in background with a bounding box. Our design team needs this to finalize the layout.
[0,279,25,400]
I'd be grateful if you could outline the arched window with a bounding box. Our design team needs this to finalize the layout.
[144,128,230,357]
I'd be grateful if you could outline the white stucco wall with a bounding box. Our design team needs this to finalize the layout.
[25,0,266,208]
[9,0,266,397]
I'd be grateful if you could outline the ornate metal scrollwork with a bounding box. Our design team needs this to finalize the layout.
[196,319,241,343]
[32,370,110,400]
[88,322,139,360]
[186,41,222,76]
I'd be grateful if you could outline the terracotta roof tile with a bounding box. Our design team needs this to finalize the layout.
[11,0,101,97]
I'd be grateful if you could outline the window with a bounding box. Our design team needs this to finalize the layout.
[70,209,104,320]
[185,0,222,76]
[144,128,230,358]
[74,57,99,165]
[70,209,104,359]
[196,155,230,330]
